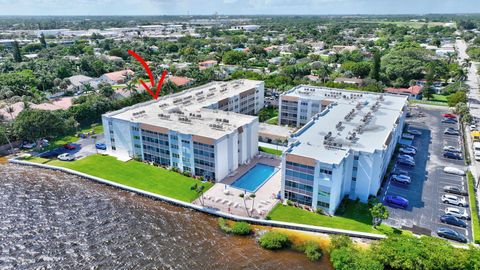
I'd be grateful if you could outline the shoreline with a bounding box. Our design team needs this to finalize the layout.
[9,158,386,241]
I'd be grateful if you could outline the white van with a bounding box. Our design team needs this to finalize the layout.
[474,142,480,161]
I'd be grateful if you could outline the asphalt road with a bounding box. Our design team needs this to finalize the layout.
[381,105,472,243]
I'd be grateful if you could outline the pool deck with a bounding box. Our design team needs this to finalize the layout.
[193,155,281,218]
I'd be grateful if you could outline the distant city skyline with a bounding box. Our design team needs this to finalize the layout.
[0,0,479,16]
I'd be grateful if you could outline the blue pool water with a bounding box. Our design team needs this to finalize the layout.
[231,163,277,192]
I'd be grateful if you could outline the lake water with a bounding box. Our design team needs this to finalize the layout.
[0,163,331,269]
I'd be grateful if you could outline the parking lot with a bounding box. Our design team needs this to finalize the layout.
[38,134,105,160]
[380,105,472,242]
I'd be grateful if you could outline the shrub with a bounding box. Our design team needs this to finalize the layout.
[329,235,353,252]
[218,218,232,233]
[258,231,291,250]
[218,218,252,235]
[231,221,252,235]
[286,200,293,206]
[298,241,323,261]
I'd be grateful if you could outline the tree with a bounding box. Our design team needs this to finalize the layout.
[239,193,249,216]
[370,50,381,81]
[369,203,389,227]
[13,109,67,142]
[250,193,256,215]
[447,91,467,107]
[39,33,47,48]
[12,40,22,62]
[222,50,247,65]
[99,84,114,99]
[190,183,206,206]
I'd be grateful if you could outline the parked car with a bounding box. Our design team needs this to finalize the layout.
[445,207,470,220]
[440,214,468,228]
[63,143,77,150]
[443,146,462,153]
[57,153,75,161]
[475,151,480,161]
[407,129,422,136]
[396,158,415,167]
[385,195,409,209]
[443,167,466,176]
[402,133,415,140]
[442,113,457,119]
[444,129,460,135]
[390,174,411,184]
[441,194,467,207]
[442,117,458,124]
[437,228,468,243]
[443,185,468,196]
[21,141,37,149]
[391,167,410,176]
[470,124,477,130]
[443,151,462,160]
[398,154,414,161]
[399,147,416,155]
[95,142,107,150]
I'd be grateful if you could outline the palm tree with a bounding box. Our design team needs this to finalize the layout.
[239,193,249,216]
[250,193,256,216]
[191,183,206,206]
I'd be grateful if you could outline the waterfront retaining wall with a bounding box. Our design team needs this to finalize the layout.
[10,158,386,241]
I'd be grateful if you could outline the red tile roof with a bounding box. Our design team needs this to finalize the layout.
[384,85,423,95]
[167,76,193,87]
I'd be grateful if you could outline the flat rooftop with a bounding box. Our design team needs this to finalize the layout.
[104,79,262,139]
[285,86,408,164]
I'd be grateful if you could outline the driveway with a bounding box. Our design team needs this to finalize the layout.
[380,105,472,242]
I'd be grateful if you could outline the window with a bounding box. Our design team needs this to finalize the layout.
[133,135,140,140]
[134,144,141,148]
[352,177,357,182]
[320,168,332,175]
[171,135,178,140]
[111,146,116,150]
[317,201,330,208]
[171,144,179,149]
[181,139,190,144]
[301,102,308,106]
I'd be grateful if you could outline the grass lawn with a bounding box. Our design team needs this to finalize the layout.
[467,172,480,244]
[267,200,409,236]
[409,99,448,107]
[25,154,213,202]
[42,123,103,151]
[259,146,283,156]
[430,94,448,103]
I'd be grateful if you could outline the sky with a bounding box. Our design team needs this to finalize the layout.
[0,0,479,16]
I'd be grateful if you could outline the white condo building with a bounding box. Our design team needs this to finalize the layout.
[279,86,408,214]
[102,79,265,181]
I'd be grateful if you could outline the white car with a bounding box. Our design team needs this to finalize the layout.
[442,194,467,207]
[443,167,466,176]
[407,129,422,136]
[475,151,480,161]
[58,153,75,161]
[399,147,416,155]
[471,124,477,131]
[445,207,470,220]
[443,146,461,153]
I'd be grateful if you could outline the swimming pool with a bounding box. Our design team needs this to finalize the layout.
[231,163,277,192]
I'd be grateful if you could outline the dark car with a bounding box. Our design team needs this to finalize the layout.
[95,142,107,150]
[440,214,468,228]
[385,195,409,209]
[443,151,462,160]
[396,158,415,167]
[437,228,468,243]
[442,117,458,124]
[443,185,468,196]
[64,143,77,150]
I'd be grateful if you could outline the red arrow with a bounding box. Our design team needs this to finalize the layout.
[128,50,167,100]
